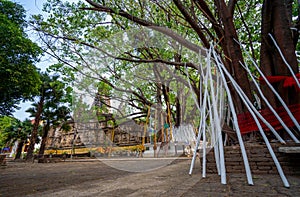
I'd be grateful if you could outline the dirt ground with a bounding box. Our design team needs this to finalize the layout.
[0,158,300,197]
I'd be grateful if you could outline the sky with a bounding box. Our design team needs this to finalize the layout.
[13,0,46,18]
[11,0,80,120]
[11,0,48,120]
[11,0,90,121]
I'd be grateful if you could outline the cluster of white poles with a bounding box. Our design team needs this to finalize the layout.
[171,124,196,144]
[187,35,300,188]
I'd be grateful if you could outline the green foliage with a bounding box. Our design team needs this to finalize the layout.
[26,72,72,127]
[25,72,72,156]
[0,0,26,28]
[0,115,14,147]
[233,1,262,64]
[30,0,207,126]
[0,0,42,115]
[0,116,34,148]
[31,0,300,127]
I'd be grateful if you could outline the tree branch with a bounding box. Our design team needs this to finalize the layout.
[83,0,206,54]
[172,0,210,48]
[228,0,237,17]
[36,29,199,70]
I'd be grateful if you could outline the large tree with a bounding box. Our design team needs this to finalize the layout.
[0,0,42,115]
[31,0,299,132]
[260,0,300,108]
[80,0,299,111]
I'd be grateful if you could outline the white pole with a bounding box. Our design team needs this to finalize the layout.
[217,127,226,184]
[214,138,221,175]
[268,33,300,88]
[207,91,221,175]
[219,64,285,143]
[208,49,226,184]
[201,92,208,178]
[186,62,202,175]
[199,63,210,178]
[215,52,290,187]
[208,49,227,181]
[208,93,221,175]
[189,120,203,175]
[202,53,216,178]
[241,62,299,142]
[234,38,300,132]
[232,88,290,187]
[253,64,300,132]
[187,55,209,176]
[202,114,207,178]
[212,48,254,185]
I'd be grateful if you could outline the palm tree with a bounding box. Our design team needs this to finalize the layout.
[26,72,72,160]
[1,119,36,159]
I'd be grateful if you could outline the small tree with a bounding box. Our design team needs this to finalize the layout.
[0,118,36,159]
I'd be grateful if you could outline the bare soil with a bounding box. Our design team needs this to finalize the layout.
[0,160,130,196]
[0,158,300,197]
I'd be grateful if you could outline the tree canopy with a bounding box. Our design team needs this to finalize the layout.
[0,0,42,115]
[31,0,299,128]
[25,72,72,160]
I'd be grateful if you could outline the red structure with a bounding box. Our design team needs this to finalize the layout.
[259,73,300,90]
[238,103,300,135]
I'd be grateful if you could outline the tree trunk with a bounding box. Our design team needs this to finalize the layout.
[38,120,50,156]
[162,84,171,124]
[26,96,44,161]
[175,97,181,127]
[260,0,299,108]
[14,140,24,160]
[174,54,182,127]
[217,0,253,114]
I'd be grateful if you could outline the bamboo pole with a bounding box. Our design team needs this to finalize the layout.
[160,112,166,156]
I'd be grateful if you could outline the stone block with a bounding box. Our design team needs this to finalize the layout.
[257,162,275,167]
[249,157,272,162]
[225,157,243,162]
[250,148,268,154]
[257,166,272,170]
[228,169,243,173]
[252,169,268,174]
[230,165,244,170]
[225,150,241,154]
[248,165,258,170]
